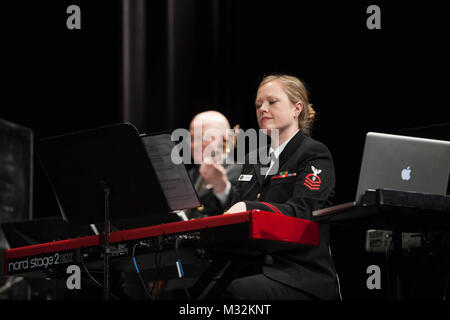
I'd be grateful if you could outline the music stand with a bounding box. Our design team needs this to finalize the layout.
[36,123,173,300]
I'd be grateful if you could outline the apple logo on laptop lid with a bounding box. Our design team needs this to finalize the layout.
[401,166,412,181]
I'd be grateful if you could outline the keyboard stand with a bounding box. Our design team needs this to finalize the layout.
[313,189,450,299]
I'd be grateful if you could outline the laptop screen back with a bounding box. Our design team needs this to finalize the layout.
[355,132,450,202]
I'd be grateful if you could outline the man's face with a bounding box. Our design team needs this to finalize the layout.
[189,120,226,163]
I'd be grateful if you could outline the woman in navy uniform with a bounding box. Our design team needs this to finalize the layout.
[223,74,339,300]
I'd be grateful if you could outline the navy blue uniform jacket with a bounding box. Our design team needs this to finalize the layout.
[230,130,339,299]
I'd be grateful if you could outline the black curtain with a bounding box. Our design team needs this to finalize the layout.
[2,0,449,300]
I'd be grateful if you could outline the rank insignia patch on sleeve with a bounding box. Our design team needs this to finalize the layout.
[304,166,322,190]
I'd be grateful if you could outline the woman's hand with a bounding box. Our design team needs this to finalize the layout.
[224,201,247,215]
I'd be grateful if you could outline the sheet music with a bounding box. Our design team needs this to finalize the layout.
[141,134,200,211]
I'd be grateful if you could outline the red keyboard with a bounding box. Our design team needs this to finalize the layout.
[4,210,319,278]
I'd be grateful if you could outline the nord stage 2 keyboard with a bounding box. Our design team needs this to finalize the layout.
[4,210,319,279]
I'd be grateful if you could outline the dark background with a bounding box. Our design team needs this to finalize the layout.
[1,0,449,299]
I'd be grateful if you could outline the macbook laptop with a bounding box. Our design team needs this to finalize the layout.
[312,131,450,229]
[355,132,450,203]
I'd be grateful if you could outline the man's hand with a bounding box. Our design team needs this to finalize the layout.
[199,162,229,194]
[224,201,247,215]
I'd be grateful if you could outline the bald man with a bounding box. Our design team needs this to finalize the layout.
[185,111,242,219]
[122,111,241,300]
[151,111,242,300]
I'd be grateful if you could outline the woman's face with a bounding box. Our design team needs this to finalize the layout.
[255,80,301,134]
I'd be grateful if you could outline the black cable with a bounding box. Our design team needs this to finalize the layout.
[150,240,164,298]
[175,235,192,300]
[384,233,393,297]
[131,243,154,300]
[148,245,160,298]
[80,252,119,300]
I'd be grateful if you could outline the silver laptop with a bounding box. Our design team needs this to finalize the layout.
[355,132,450,203]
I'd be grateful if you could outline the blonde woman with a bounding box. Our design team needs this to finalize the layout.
[223,74,339,300]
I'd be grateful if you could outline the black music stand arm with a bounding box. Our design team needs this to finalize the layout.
[102,182,111,301]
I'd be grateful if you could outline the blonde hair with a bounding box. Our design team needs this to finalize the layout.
[258,74,316,136]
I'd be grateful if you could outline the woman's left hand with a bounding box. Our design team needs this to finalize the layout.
[224,201,247,215]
